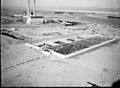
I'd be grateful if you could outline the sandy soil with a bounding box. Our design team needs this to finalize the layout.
[1,9,120,87]
[1,41,120,87]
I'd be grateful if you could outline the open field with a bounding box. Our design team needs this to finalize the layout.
[1,8,120,87]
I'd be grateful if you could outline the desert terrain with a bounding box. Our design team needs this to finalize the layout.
[1,8,120,87]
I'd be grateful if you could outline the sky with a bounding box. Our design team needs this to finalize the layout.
[1,0,120,9]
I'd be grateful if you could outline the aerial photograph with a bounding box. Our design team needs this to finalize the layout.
[1,0,120,87]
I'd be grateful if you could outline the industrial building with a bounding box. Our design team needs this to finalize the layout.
[23,0,45,24]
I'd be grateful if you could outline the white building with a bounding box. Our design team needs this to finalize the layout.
[25,15,45,24]
[23,0,46,24]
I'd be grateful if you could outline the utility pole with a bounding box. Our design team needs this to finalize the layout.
[34,0,36,16]
[27,0,30,16]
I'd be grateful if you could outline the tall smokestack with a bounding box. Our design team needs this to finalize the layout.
[27,0,30,15]
[34,0,36,16]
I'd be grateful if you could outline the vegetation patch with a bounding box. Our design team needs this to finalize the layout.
[50,37,111,55]
[107,16,120,19]
[67,39,75,41]
[54,41,66,44]
[54,11,64,14]
[43,32,62,36]
[68,12,74,15]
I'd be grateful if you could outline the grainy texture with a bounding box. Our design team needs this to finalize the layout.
[1,8,120,87]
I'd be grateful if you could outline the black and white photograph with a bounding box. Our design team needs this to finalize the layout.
[1,0,120,87]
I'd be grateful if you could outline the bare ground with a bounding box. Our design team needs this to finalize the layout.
[1,9,120,87]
